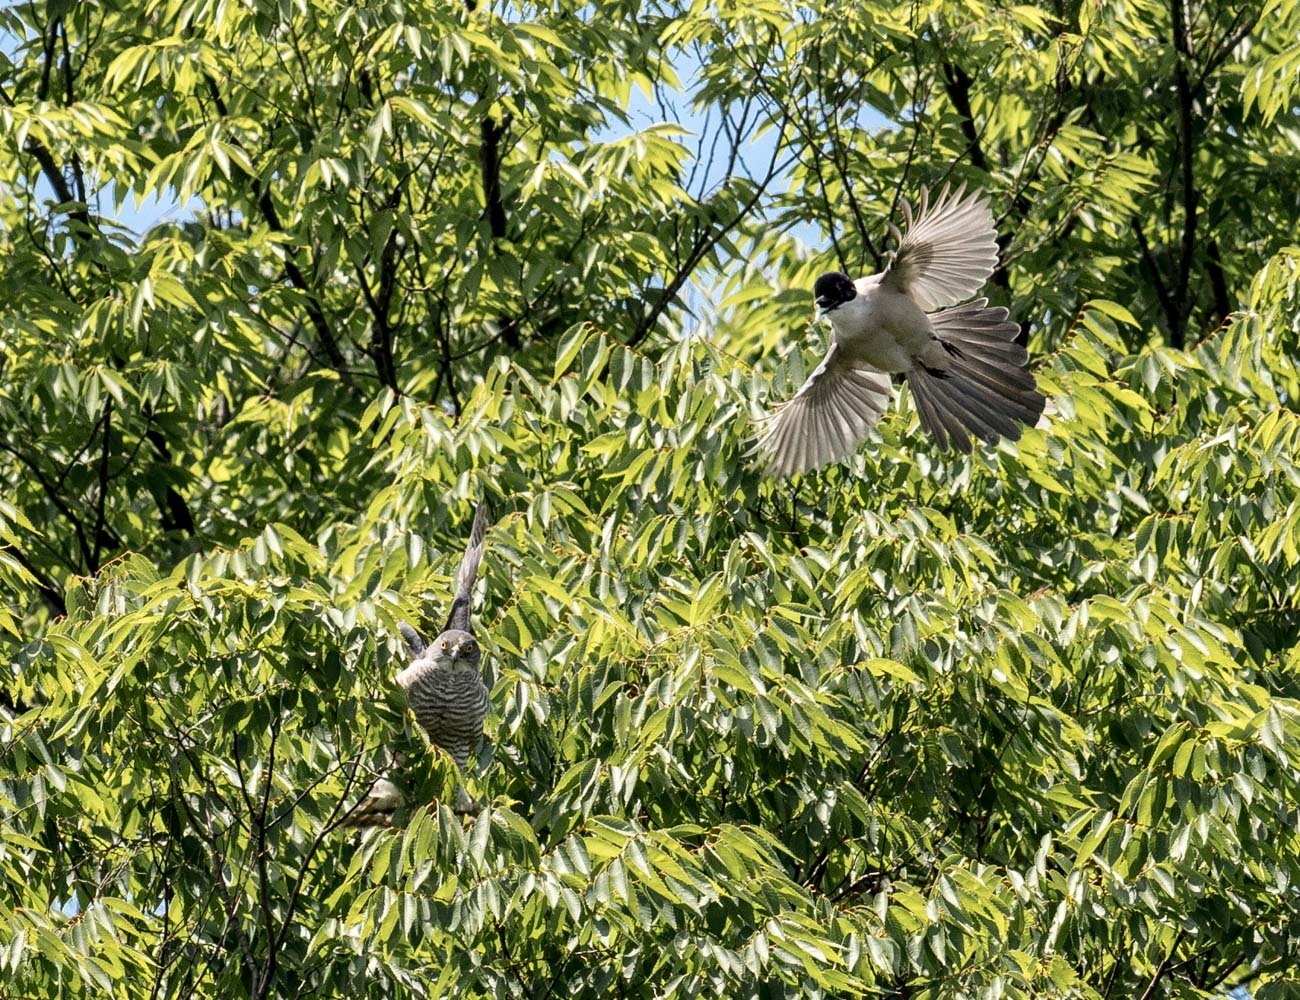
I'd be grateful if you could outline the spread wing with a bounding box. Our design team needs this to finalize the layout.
[879,184,999,312]
[443,498,489,634]
[755,343,893,478]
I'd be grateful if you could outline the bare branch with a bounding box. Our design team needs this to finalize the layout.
[91,398,113,570]
[1138,928,1188,1000]
[1169,0,1199,348]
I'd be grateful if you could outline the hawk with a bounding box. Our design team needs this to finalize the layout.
[344,499,491,824]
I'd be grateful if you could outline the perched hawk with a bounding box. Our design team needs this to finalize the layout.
[344,499,491,825]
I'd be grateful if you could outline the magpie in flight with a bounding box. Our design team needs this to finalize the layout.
[756,184,1046,477]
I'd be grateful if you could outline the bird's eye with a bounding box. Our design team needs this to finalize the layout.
[465,641,476,652]
[440,640,448,652]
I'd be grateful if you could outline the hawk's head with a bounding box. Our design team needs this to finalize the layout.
[428,628,481,671]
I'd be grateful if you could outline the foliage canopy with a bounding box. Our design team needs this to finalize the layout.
[3,0,1300,996]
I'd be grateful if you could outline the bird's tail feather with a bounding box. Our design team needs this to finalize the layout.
[909,300,1046,452]
[339,776,403,828]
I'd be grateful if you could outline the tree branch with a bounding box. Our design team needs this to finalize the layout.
[480,114,509,240]
[941,59,1014,300]
[0,439,116,568]
[942,61,989,173]
[356,224,402,392]
[1205,238,1231,325]
[7,14,96,243]
[200,73,354,384]
[480,112,520,350]
[168,750,261,990]
[626,143,796,348]
[91,398,114,570]
[0,543,67,617]
[1168,0,1198,348]
[1138,927,1188,1000]
[1194,10,1259,96]
[1132,217,1178,334]
[233,728,278,1000]
[143,421,196,536]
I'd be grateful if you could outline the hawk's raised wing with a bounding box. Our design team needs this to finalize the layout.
[443,499,488,634]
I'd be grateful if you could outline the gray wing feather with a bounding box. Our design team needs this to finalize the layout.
[756,344,893,478]
[881,184,1000,312]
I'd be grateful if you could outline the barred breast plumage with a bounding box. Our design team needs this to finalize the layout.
[400,656,490,770]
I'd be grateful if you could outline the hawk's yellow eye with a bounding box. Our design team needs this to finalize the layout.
[440,640,448,652]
